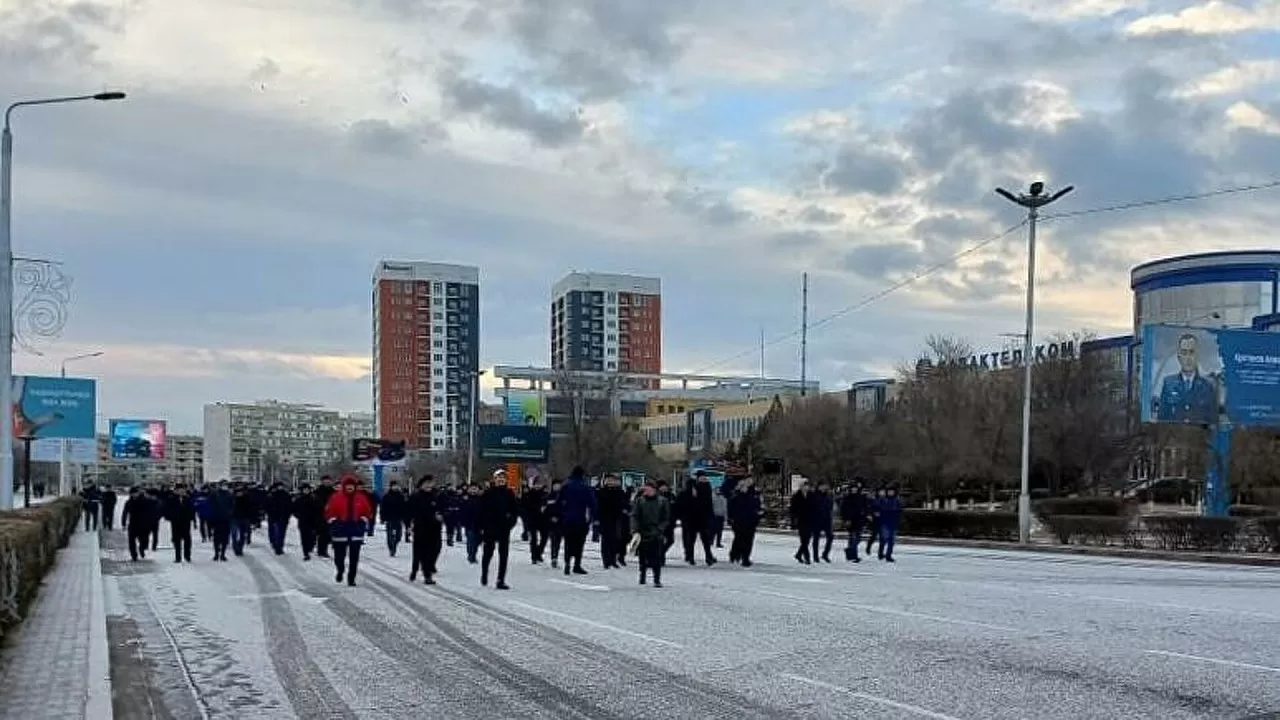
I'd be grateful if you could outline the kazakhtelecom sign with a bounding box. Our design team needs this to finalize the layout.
[943,340,1077,371]
[478,425,551,462]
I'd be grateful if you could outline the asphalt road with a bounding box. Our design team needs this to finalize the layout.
[100,524,1280,720]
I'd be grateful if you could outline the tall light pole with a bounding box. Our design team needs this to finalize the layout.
[60,351,103,496]
[466,369,486,487]
[1,91,125,510]
[996,181,1074,544]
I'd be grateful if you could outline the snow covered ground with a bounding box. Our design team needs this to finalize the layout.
[100,525,1280,719]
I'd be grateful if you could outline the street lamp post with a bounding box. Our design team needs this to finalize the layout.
[59,351,103,496]
[1,91,125,511]
[996,181,1074,544]
[466,369,486,487]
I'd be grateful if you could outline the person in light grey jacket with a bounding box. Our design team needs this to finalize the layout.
[711,488,729,549]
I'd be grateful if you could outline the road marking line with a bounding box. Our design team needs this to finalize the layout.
[784,577,830,584]
[755,589,1019,632]
[1144,650,1280,674]
[782,674,963,720]
[547,578,611,592]
[507,601,685,649]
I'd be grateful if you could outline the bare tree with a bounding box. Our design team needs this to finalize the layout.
[545,369,667,480]
[759,394,866,485]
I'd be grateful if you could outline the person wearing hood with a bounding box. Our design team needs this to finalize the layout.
[323,475,374,586]
[557,466,596,576]
[477,470,519,589]
[408,475,443,584]
[265,482,294,555]
[380,479,408,558]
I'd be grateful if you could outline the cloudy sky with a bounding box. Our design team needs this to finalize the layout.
[5,0,1280,434]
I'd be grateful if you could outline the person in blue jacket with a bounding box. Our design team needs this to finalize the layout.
[557,466,596,576]
[457,483,483,563]
[875,486,904,562]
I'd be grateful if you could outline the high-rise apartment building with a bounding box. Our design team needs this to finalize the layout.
[202,401,374,484]
[373,261,480,449]
[551,272,661,376]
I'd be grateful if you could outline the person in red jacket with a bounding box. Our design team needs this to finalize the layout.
[323,475,373,586]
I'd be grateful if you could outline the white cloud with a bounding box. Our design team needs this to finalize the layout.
[1127,1,1280,36]
[1177,58,1280,96]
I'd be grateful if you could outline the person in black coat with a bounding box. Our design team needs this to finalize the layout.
[727,478,764,567]
[314,476,336,558]
[121,487,154,561]
[677,472,717,566]
[264,482,293,555]
[164,484,197,563]
[808,481,836,563]
[101,488,118,531]
[231,485,255,556]
[541,480,562,568]
[207,482,234,561]
[146,487,166,551]
[656,481,676,556]
[408,475,444,584]
[80,484,102,531]
[790,481,813,564]
[595,475,630,569]
[520,478,548,564]
[292,484,319,560]
[839,481,870,562]
[477,472,519,589]
[380,480,408,557]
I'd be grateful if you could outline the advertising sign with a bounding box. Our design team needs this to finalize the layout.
[109,419,167,460]
[1141,324,1280,427]
[478,424,550,462]
[504,390,545,427]
[350,438,407,465]
[11,376,96,439]
[31,437,97,464]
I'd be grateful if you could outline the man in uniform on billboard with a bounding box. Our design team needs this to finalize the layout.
[1157,332,1218,425]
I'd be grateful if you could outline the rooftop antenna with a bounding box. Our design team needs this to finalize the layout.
[759,327,766,379]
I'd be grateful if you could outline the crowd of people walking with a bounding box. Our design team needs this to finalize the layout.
[73,468,904,590]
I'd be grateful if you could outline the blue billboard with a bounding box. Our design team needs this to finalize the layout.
[1141,324,1280,427]
[11,376,96,439]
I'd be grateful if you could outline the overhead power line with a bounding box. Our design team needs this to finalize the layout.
[693,177,1280,375]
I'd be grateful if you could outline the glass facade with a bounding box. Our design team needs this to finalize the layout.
[1134,280,1274,331]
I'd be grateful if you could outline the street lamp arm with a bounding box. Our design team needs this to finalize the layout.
[1048,186,1075,203]
[995,187,1022,205]
[5,92,127,129]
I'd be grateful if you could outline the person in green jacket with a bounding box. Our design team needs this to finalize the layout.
[630,480,671,588]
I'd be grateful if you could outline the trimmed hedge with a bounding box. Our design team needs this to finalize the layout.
[0,497,82,640]
[1041,515,1139,547]
[1143,515,1242,553]
[1229,504,1278,518]
[1034,497,1133,519]
[1258,518,1280,553]
[899,509,1019,542]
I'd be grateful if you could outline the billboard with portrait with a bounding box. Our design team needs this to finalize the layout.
[1141,324,1280,427]
[504,389,545,427]
[11,376,96,439]
[109,419,168,460]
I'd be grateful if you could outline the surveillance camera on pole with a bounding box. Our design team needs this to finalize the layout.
[995,181,1074,545]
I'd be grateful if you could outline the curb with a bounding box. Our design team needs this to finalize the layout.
[85,530,113,720]
[755,528,1280,568]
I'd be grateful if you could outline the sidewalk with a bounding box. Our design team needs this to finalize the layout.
[0,529,112,720]
[757,527,1280,567]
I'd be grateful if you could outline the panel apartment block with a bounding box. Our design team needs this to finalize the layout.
[551,272,661,380]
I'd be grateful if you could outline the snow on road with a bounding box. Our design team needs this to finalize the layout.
[101,526,1280,719]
